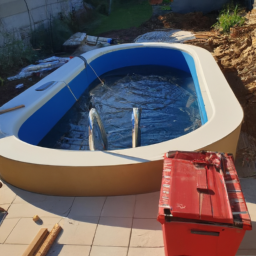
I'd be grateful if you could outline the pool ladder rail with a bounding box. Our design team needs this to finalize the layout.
[88,107,142,151]
[132,108,142,148]
[88,108,108,151]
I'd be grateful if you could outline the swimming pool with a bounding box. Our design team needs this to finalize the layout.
[37,65,203,150]
[0,43,243,196]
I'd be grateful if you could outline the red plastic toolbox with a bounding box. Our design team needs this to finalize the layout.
[157,151,252,256]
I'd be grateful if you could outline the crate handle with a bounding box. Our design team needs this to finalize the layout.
[191,230,219,236]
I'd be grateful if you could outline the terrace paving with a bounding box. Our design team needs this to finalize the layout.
[0,177,255,256]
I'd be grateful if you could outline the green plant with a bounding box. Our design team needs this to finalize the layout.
[161,5,172,11]
[31,18,73,54]
[161,0,172,11]
[89,0,152,35]
[31,8,93,54]
[213,3,246,33]
[0,7,95,77]
[0,28,38,77]
[0,77,4,86]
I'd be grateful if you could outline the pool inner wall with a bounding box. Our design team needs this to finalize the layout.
[18,47,208,145]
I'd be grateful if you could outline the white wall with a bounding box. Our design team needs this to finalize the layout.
[0,0,84,41]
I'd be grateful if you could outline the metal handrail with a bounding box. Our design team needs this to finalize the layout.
[88,108,108,151]
[132,108,142,148]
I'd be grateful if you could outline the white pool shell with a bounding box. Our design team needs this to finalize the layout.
[0,43,243,196]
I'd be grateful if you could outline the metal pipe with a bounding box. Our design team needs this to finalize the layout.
[132,108,142,148]
[109,0,112,15]
[88,108,108,151]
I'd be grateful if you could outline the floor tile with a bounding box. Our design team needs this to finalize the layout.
[241,230,256,252]
[41,196,74,215]
[93,217,132,247]
[247,202,256,220]
[68,197,106,218]
[90,246,128,256]
[5,217,61,244]
[57,216,99,245]
[240,178,256,204]
[236,249,256,255]
[0,182,16,205]
[0,218,20,243]
[6,203,58,219]
[134,192,160,219]
[6,197,74,219]
[128,247,165,256]
[47,244,91,256]
[0,244,28,256]
[0,204,11,211]
[13,190,47,204]
[130,219,163,248]
[101,195,136,218]
[238,202,256,250]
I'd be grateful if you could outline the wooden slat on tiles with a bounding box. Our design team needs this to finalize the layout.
[22,228,49,256]
[35,224,62,256]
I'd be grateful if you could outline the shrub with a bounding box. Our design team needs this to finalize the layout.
[0,77,4,86]
[31,8,92,54]
[31,18,73,54]
[0,28,38,77]
[213,3,246,33]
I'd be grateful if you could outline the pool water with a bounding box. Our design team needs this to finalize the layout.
[38,65,202,150]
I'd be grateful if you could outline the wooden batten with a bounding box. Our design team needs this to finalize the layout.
[0,105,25,115]
[35,224,62,256]
[22,228,49,256]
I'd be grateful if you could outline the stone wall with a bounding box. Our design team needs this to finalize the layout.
[0,0,84,43]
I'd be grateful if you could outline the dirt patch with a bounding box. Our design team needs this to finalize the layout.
[99,12,217,43]
[158,12,217,31]
[185,10,256,138]
[0,76,42,107]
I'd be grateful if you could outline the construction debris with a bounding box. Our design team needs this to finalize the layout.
[0,104,25,115]
[134,29,195,43]
[63,33,114,53]
[86,35,113,45]
[33,215,40,222]
[7,56,71,81]
[22,228,49,256]
[71,35,114,55]
[35,224,62,256]
[0,205,7,226]
[63,32,87,51]
[15,83,24,89]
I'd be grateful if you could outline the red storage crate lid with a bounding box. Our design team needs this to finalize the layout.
[158,151,252,230]
[158,151,233,225]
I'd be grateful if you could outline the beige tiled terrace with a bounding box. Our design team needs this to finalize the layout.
[0,177,255,256]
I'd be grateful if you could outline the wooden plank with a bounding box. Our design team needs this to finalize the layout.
[0,105,25,115]
[195,35,210,39]
[35,224,62,256]
[22,228,49,256]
